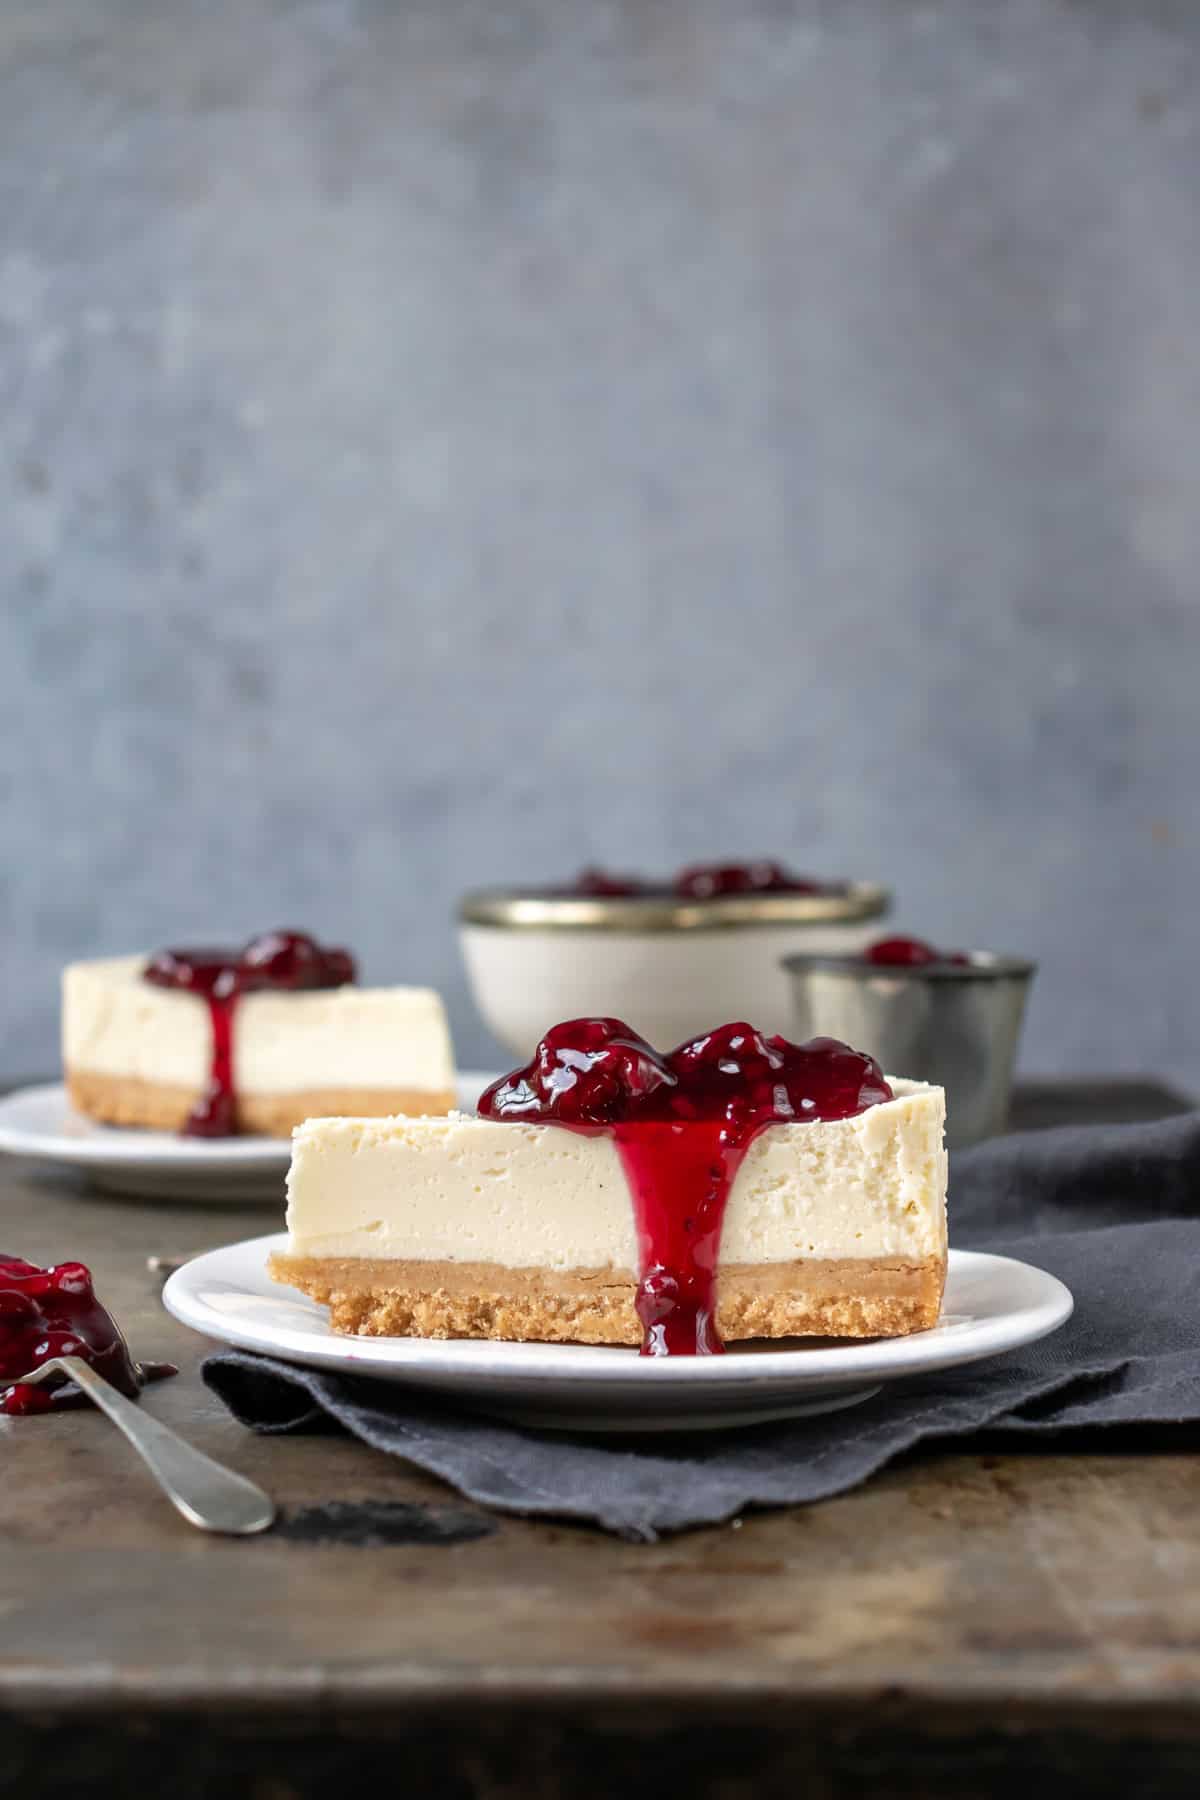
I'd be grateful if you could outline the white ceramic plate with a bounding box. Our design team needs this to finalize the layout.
[164,1239,1073,1432]
[0,1074,499,1203]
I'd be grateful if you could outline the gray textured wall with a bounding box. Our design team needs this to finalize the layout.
[2,0,1198,1085]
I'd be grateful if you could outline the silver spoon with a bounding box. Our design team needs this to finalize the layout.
[16,1356,275,1536]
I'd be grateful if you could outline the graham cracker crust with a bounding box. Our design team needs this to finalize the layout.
[269,1252,947,1344]
[66,1068,457,1139]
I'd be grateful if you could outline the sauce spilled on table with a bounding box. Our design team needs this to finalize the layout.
[0,1254,175,1415]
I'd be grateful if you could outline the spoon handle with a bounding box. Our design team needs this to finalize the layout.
[50,1357,275,1535]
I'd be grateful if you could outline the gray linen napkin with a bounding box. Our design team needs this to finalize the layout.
[203,1111,1200,1539]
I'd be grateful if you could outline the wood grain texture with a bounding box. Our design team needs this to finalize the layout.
[1,1080,1197,1796]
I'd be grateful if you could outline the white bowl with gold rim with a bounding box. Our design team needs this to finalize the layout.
[458,882,891,1058]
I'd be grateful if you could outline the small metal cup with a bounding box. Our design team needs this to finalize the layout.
[782,953,1036,1150]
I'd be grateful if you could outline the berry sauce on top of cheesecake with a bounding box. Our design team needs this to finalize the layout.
[143,930,356,1137]
[864,936,970,968]
[0,1254,176,1415]
[479,1020,892,1357]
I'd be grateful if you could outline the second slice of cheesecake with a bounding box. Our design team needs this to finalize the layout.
[64,933,456,1138]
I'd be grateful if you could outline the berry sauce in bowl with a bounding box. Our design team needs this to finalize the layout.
[672,861,828,900]
[863,936,971,968]
[552,861,842,901]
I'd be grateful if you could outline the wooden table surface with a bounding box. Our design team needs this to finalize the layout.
[2,1080,1198,1799]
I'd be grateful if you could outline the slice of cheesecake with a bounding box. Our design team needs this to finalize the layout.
[271,1020,947,1351]
[64,937,456,1139]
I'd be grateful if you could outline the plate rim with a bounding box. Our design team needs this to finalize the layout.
[0,1073,500,1172]
[163,1235,1074,1391]
[0,1082,287,1168]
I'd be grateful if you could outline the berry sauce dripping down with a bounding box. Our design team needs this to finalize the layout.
[864,936,971,967]
[479,1020,891,1357]
[0,1255,176,1416]
[143,930,356,1137]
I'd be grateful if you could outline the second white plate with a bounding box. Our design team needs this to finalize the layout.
[0,1074,498,1203]
[164,1238,1074,1432]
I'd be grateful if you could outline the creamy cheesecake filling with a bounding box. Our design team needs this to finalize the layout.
[284,1089,946,1270]
[65,959,454,1092]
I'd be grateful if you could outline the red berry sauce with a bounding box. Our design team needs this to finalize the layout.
[674,861,828,899]
[571,867,649,898]
[143,930,356,1137]
[0,1255,175,1416]
[865,936,970,968]
[555,862,839,900]
[479,1020,891,1357]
